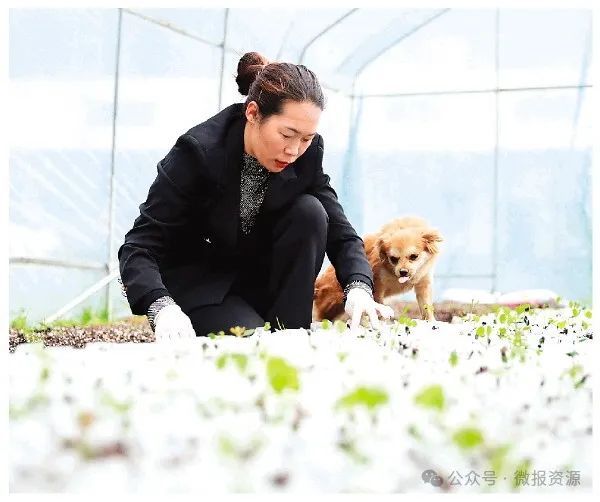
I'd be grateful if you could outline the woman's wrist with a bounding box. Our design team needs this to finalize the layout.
[343,280,373,304]
[147,295,176,331]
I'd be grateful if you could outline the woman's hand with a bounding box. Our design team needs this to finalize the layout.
[154,304,197,341]
[344,288,395,331]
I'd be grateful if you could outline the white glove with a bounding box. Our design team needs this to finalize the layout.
[345,288,395,331]
[154,304,196,342]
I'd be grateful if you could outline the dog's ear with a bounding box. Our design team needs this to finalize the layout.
[377,237,389,262]
[421,229,443,255]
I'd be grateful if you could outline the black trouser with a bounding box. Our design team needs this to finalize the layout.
[187,194,328,336]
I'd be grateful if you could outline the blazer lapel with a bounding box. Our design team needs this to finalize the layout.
[205,115,245,252]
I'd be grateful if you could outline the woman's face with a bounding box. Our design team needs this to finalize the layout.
[244,99,321,173]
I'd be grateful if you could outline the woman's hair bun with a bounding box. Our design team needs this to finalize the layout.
[235,51,270,96]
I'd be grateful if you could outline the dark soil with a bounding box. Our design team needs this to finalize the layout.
[8,317,153,353]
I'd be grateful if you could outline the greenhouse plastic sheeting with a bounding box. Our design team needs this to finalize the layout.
[9,8,592,322]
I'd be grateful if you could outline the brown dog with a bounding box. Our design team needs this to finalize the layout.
[313,216,443,322]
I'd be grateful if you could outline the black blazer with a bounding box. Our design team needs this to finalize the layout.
[118,103,374,315]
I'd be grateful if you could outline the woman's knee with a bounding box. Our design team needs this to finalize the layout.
[284,194,328,234]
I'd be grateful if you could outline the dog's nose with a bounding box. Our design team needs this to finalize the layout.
[399,269,409,277]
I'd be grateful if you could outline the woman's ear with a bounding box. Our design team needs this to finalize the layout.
[421,229,443,255]
[245,101,259,124]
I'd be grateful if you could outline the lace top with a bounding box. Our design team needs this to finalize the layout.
[239,152,271,235]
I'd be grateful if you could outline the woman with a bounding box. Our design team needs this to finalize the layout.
[118,52,393,341]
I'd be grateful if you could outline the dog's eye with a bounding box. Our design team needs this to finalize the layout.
[409,254,418,261]
[389,256,399,264]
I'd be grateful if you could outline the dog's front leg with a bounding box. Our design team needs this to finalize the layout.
[415,278,435,321]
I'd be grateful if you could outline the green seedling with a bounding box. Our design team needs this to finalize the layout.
[334,319,347,333]
[337,438,369,464]
[266,356,299,394]
[275,316,286,331]
[321,319,332,330]
[216,353,249,373]
[335,386,389,412]
[452,426,484,450]
[414,384,445,412]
